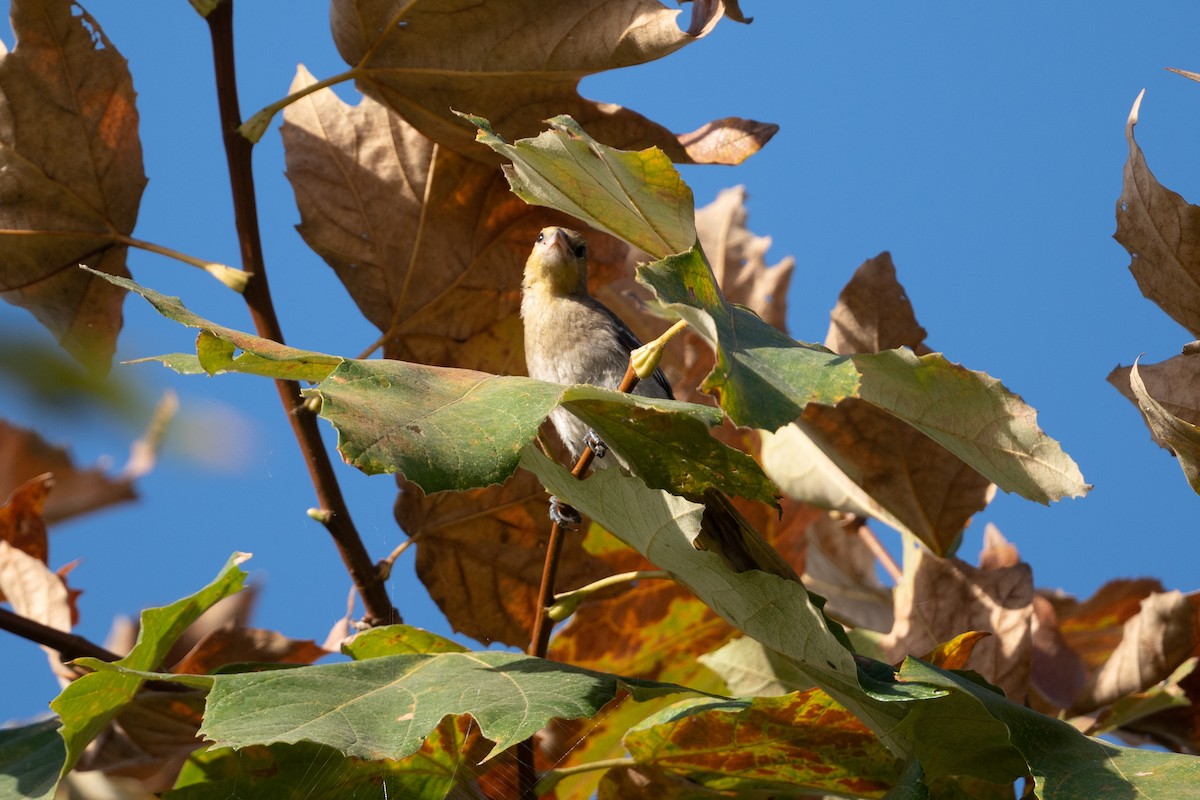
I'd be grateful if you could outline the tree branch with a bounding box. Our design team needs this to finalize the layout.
[204,2,399,625]
[0,607,120,663]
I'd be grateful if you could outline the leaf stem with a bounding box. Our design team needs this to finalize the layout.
[238,67,360,143]
[539,756,636,782]
[118,234,249,292]
[204,2,399,626]
[377,538,414,581]
[548,570,670,621]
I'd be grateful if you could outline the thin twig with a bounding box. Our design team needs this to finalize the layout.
[855,519,902,582]
[0,607,121,663]
[204,2,398,626]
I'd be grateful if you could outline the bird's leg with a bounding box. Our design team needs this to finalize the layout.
[584,429,608,459]
[548,495,582,529]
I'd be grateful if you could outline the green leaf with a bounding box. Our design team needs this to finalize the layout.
[89,269,342,383]
[904,659,1200,798]
[49,553,250,777]
[465,113,697,259]
[887,662,1027,785]
[853,349,1089,503]
[518,449,894,730]
[0,719,63,800]
[195,652,693,761]
[625,693,899,798]
[314,359,723,493]
[342,624,467,659]
[640,245,861,428]
[167,738,468,800]
[563,398,780,506]
[109,270,763,497]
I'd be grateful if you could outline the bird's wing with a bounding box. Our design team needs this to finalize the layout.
[596,302,675,400]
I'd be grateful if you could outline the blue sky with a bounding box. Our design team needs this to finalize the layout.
[3,3,1200,723]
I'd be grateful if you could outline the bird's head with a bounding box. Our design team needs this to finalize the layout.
[523,226,589,296]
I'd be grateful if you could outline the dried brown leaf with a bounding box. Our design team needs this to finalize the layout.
[1073,591,1195,712]
[1114,91,1200,337]
[978,522,1020,571]
[330,0,774,164]
[826,252,929,356]
[171,626,328,675]
[282,67,598,373]
[880,544,1034,702]
[0,538,69,632]
[0,419,136,524]
[1109,357,1200,492]
[802,513,893,632]
[395,472,609,647]
[1053,578,1166,670]
[1109,354,1200,431]
[0,0,145,370]
[767,253,993,556]
[1120,621,1200,754]
[1030,594,1087,711]
[0,472,52,567]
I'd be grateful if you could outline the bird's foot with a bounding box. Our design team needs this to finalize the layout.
[584,429,608,459]
[548,496,582,530]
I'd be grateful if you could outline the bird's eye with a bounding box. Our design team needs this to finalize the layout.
[536,231,545,243]
[573,243,587,258]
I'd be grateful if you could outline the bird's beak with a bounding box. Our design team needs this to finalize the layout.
[543,227,571,260]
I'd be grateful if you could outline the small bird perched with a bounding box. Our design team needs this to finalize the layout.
[521,226,672,464]
[521,226,798,582]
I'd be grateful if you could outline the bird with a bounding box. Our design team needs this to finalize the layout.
[520,226,799,582]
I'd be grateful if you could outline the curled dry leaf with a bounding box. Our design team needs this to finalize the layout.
[1114,90,1200,338]
[0,0,146,371]
[1109,357,1200,494]
[330,0,775,164]
[394,472,609,648]
[0,472,52,567]
[879,540,1034,703]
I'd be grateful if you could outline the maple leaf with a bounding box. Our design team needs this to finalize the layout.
[878,526,1035,703]
[1114,90,1200,338]
[329,0,775,165]
[282,66,625,373]
[0,0,145,371]
[0,420,137,524]
[762,253,995,557]
[394,473,610,648]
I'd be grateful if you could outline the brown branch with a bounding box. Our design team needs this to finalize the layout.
[855,519,902,582]
[204,2,398,625]
[0,607,120,663]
